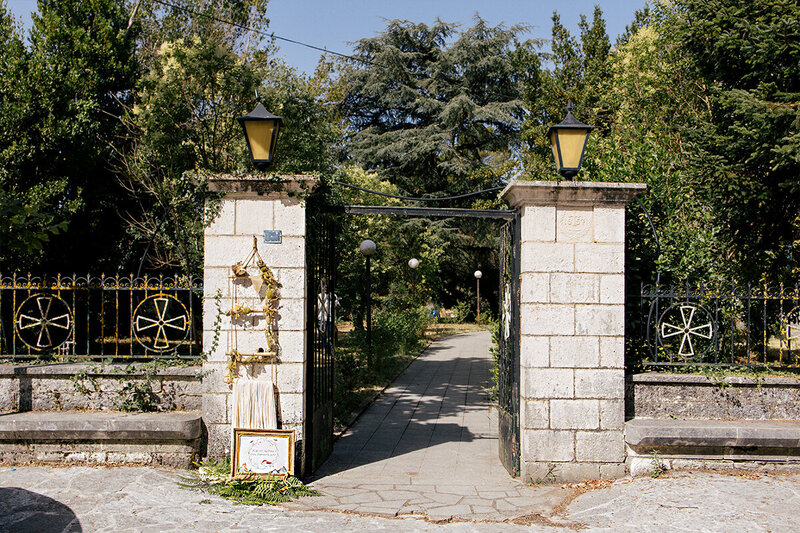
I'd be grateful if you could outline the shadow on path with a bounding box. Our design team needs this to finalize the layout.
[284,332,569,522]
[0,487,82,533]
[309,332,501,481]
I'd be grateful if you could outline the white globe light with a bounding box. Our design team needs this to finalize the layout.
[359,239,377,257]
[474,270,482,279]
[408,258,419,269]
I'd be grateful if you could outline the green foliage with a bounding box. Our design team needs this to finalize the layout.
[340,17,532,196]
[334,307,430,429]
[135,0,272,68]
[179,457,318,505]
[203,289,224,359]
[440,300,472,324]
[69,359,197,412]
[259,60,342,174]
[520,8,609,180]
[670,0,800,284]
[649,450,666,478]
[119,32,261,273]
[0,191,67,258]
[349,307,430,363]
[0,0,136,272]
[486,326,500,403]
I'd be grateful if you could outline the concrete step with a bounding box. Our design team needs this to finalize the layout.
[0,411,202,467]
[626,418,800,449]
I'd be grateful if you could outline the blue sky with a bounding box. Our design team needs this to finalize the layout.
[5,0,646,75]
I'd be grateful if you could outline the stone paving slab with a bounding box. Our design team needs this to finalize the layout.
[0,465,542,532]
[2,464,800,531]
[284,332,570,522]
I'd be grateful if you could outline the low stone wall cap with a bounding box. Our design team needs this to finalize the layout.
[626,418,800,449]
[0,411,202,441]
[501,179,646,207]
[0,363,201,378]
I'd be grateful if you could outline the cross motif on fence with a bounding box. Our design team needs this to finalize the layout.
[659,304,714,358]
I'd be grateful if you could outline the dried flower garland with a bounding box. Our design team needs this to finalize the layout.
[224,237,281,384]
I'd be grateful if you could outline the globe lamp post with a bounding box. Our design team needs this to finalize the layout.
[360,239,377,366]
[408,258,419,298]
[474,270,482,322]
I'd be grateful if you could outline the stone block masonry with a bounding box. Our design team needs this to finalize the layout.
[0,364,201,412]
[203,174,316,474]
[502,180,645,483]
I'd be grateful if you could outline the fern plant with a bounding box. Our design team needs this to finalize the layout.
[179,457,318,505]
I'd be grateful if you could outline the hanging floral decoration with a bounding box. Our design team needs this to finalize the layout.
[224,237,281,384]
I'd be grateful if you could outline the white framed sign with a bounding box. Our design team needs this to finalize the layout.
[232,428,295,478]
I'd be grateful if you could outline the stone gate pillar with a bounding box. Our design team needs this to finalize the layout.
[501,180,645,483]
[202,174,316,472]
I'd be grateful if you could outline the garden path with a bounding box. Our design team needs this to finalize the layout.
[284,331,569,521]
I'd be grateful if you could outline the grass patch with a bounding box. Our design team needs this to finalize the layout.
[179,457,318,505]
[426,321,490,339]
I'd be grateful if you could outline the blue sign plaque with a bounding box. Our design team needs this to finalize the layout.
[263,230,282,244]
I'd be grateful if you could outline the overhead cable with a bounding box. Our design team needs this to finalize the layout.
[148,0,372,64]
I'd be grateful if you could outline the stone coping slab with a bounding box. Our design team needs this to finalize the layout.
[0,363,201,378]
[626,418,800,448]
[208,173,318,195]
[501,179,646,207]
[628,372,800,386]
[0,411,201,441]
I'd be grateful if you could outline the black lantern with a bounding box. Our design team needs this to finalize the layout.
[547,102,594,179]
[238,101,282,170]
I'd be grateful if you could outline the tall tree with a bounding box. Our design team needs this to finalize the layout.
[670,0,800,283]
[0,0,136,271]
[120,1,341,274]
[340,17,532,197]
[521,8,611,179]
[0,5,65,269]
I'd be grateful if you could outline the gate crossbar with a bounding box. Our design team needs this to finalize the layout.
[341,205,517,219]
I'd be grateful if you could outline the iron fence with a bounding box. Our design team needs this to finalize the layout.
[630,282,800,369]
[0,273,203,360]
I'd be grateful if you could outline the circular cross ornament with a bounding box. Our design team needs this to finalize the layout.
[15,294,72,350]
[133,294,190,352]
[657,303,715,360]
[781,306,800,344]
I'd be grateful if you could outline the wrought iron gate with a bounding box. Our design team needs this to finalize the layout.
[498,214,521,476]
[305,197,337,475]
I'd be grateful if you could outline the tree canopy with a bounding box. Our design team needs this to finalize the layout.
[339,17,533,198]
[0,0,798,306]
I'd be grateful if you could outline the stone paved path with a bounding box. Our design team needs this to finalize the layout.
[284,331,569,521]
[3,465,800,531]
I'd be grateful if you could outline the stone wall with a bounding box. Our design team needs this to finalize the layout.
[627,373,800,420]
[502,180,645,483]
[203,175,313,470]
[0,363,201,413]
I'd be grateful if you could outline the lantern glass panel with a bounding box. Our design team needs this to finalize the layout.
[555,128,589,170]
[245,120,276,160]
[549,131,561,171]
